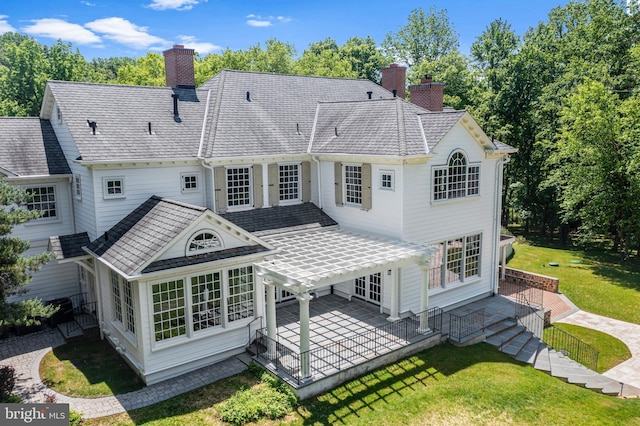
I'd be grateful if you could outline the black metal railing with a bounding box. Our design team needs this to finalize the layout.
[448,308,485,343]
[501,277,598,371]
[253,307,443,384]
[543,325,599,371]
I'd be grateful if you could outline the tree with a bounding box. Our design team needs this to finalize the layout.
[294,38,357,78]
[245,38,296,74]
[116,53,165,86]
[45,40,89,82]
[89,56,136,83]
[381,6,459,66]
[340,36,389,82]
[0,180,51,301]
[0,37,48,116]
[548,80,640,257]
[470,18,519,93]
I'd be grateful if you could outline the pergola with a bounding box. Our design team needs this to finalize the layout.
[254,227,437,379]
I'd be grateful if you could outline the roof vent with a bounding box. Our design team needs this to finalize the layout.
[148,122,153,135]
[172,94,181,123]
[246,91,251,102]
[392,89,397,98]
[334,126,338,137]
[87,119,97,135]
[367,91,373,99]
[296,123,301,135]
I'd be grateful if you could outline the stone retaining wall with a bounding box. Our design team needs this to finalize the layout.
[500,267,559,293]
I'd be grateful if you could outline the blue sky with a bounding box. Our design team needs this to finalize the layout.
[1,0,570,60]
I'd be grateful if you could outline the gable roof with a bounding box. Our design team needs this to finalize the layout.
[0,118,71,176]
[221,202,338,236]
[418,110,468,152]
[43,81,208,162]
[199,70,395,158]
[85,196,272,277]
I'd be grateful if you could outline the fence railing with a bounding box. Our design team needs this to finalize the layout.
[501,277,598,370]
[543,325,599,371]
[253,307,443,384]
[448,308,485,343]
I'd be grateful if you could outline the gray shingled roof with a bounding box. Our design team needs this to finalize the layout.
[221,202,337,236]
[86,196,271,276]
[310,98,430,156]
[47,82,208,162]
[49,232,90,260]
[0,118,71,176]
[86,196,208,276]
[418,110,467,152]
[200,70,395,158]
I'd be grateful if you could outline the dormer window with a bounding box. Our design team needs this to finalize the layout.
[187,230,222,255]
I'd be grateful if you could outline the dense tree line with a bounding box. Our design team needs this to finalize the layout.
[1,0,638,257]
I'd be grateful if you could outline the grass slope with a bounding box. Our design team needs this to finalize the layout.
[85,344,640,426]
[507,241,640,325]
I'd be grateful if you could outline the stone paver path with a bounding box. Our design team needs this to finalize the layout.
[0,329,246,419]
[559,310,640,390]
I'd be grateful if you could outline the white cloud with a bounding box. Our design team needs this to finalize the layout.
[0,15,16,34]
[247,19,272,28]
[21,18,101,45]
[85,17,168,49]
[246,14,292,28]
[147,0,205,11]
[81,1,96,6]
[178,35,221,54]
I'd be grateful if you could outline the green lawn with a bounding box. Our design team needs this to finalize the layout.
[40,339,144,398]
[506,241,640,325]
[84,344,640,426]
[545,323,631,373]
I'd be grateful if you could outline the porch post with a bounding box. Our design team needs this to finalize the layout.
[419,263,431,333]
[297,292,313,379]
[387,268,400,322]
[501,246,507,280]
[264,278,277,355]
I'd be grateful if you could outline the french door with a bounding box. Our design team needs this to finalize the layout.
[354,272,382,304]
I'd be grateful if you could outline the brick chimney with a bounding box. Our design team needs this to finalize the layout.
[381,64,406,99]
[163,45,195,88]
[409,76,445,112]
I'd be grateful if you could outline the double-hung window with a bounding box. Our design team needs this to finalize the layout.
[429,233,482,288]
[279,164,300,202]
[432,151,480,201]
[25,186,57,219]
[226,167,252,208]
[111,271,136,335]
[344,165,363,206]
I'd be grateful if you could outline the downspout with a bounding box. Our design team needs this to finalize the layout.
[198,90,216,211]
[309,103,322,208]
[491,155,510,295]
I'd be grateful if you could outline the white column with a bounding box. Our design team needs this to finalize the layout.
[419,263,431,333]
[501,245,507,280]
[297,292,313,379]
[264,278,277,355]
[387,268,400,322]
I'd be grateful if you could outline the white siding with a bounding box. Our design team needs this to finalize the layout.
[399,122,501,312]
[318,161,403,238]
[92,165,205,235]
[7,240,80,303]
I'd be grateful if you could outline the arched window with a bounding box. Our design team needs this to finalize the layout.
[187,231,222,255]
[432,151,480,201]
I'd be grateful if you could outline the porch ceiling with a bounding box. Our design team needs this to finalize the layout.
[255,228,435,291]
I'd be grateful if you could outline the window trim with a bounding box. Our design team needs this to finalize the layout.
[73,174,82,200]
[343,163,363,207]
[181,172,199,193]
[185,229,223,256]
[278,162,301,205]
[380,170,395,191]
[103,177,126,199]
[428,233,482,289]
[25,185,58,222]
[432,150,480,203]
[225,166,253,211]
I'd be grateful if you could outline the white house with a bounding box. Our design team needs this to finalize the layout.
[0,45,515,386]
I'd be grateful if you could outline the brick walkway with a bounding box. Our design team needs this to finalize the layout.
[0,330,246,419]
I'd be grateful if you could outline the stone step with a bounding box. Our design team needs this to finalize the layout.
[532,342,551,373]
[515,336,541,364]
[484,318,517,338]
[485,325,526,348]
[502,331,534,356]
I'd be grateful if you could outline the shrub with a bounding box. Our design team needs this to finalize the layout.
[219,365,297,425]
[0,365,16,402]
[69,409,83,426]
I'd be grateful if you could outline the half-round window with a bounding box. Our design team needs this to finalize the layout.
[187,231,222,255]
